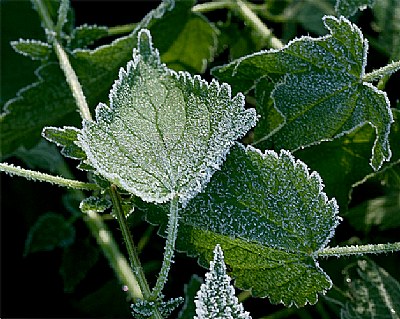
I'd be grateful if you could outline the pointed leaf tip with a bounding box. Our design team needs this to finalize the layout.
[137,29,155,61]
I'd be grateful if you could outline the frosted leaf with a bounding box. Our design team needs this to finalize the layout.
[213,15,393,171]
[80,196,111,213]
[341,259,400,319]
[131,297,183,319]
[194,245,252,319]
[78,29,257,205]
[171,144,340,306]
[11,39,51,60]
[335,0,376,17]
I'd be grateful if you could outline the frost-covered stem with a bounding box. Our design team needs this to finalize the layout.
[32,0,92,121]
[192,0,234,13]
[317,242,400,257]
[109,185,152,298]
[53,42,92,121]
[84,210,144,300]
[151,196,180,299]
[108,23,137,36]
[0,162,99,190]
[235,0,283,49]
[363,59,400,82]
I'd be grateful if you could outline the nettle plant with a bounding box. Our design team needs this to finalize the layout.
[1,0,400,318]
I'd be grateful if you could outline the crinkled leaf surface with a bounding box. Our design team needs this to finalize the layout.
[145,144,340,306]
[335,0,375,17]
[213,15,393,170]
[78,29,256,205]
[341,259,400,319]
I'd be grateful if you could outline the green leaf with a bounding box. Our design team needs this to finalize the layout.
[24,212,75,256]
[80,195,111,213]
[1,0,218,158]
[78,29,257,205]
[213,15,393,171]
[194,245,252,319]
[42,126,86,160]
[146,144,339,306]
[152,0,218,73]
[335,0,375,18]
[60,237,100,292]
[11,39,52,60]
[178,275,203,319]
[295,109,400,210]
[68,24,109,49]
[341,259,400,319]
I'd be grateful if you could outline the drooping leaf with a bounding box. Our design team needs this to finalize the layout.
[78,29,257,205]
[178,275,203,319]
[194,245,252,319]
[213,15,393,170]
[80,195,111,213]
[335,0,375,17]
[68,24,109,50]
[24,212,75,256]
[341,259,400,319]
[296,109,400,211]
[146,144,340,306]
[11,39,52,60]
[2,0,218,158]
[60,237,100,292]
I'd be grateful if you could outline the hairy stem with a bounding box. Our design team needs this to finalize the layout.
[235,0,283,49]
[109,185,152,298]
[151,196,180,298]
[84,210,144,300]
[363,59,400,82]
[317,242,400,257]
[0,162,99,190]
[108,23,137,36]
[192,0,234,13]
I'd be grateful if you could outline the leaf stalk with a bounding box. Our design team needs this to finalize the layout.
[317,242,400,257]
[109,185,152,298]
[151,196,180,299]
[363,59,400,82]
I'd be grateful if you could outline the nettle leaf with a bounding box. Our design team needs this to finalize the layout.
[11,39,52,60]
[213,15,393,171]
[2,0,217,158]
[335,0,375,17]
[68,24,109,50]
[24,212,75,256]
[80,195,111,213]
[78,29,256,205]
[131,297,184,319]
[146,144,339,306]
[296,109,400,210]
[194,245,252,319]
[341,259,400,319]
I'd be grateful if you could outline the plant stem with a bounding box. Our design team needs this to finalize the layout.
[108,23,137,36]
[363,59,400,82]
[317,242,400,257]
[84,210,144,300]
[0,162,99,190]
[192,0,234,13]
[235,0,283,49]
[151,196,180,298]
[32,0,92,122]
[109,185,152,298]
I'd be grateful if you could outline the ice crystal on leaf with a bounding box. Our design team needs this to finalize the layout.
[213,16,393,170]
[194,245,252,319]
[78,29,257,205]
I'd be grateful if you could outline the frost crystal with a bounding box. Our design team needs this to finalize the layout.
[194,245,252,319]
[78,29,257,205]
